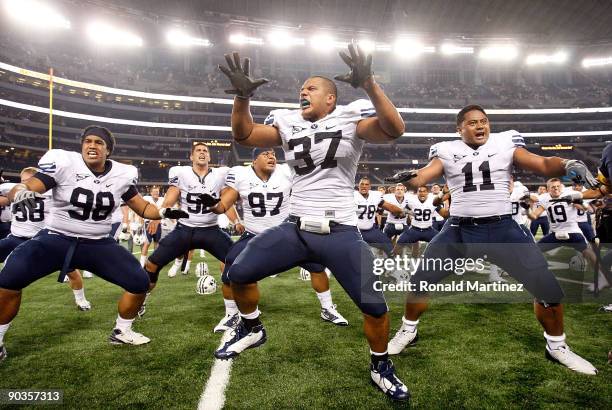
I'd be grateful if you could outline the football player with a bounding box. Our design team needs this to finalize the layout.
[141,142,243,316]
[530,185,550,237]
[202,148,348,332]
[430,183,447,231]
[140,186,164,267]
[571,183,597,244]
[385,105,598,375]
[0,167,92,310]
[395,186,443,257]
[355,177,404,256]
[383,184,409,242]
[0,173,11,240]
[530,179,609,291]
[0,126,188,362]
[215,45,410,400]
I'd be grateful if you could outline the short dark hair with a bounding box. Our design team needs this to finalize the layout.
[359,177,371,183]
[456,104,487,126]
[191,142,208,153]
[81,125,115,156]
[308,76,337,98]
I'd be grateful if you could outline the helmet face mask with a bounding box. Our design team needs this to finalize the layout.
[196,275,217,295]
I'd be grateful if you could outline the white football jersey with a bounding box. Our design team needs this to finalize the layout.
[538,192,581,234]
[9,191,51,238]
[266,99,375,225]
[427,193,445,221]
[0,183,16,223]
[574,188,591,223]
[37,149,139,239]
[430,130,525,217]
[168,165,229,228]
[142,195,164,222]
[226,164,292,235]
[354,190,383,231]
[383,193,408,224]
[510,182,530,226]
[406,195,436,229]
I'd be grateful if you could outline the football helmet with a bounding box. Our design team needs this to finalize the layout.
[298,268,311,281]
[133,234,145,246]
[195,262,209,278]
[569,255,587,272]
[196,275,217,295]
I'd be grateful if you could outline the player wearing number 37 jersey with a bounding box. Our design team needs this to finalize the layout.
[0,126,188,362]
[386,105,599,375]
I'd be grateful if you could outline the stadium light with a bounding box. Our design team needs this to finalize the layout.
[478,45,518,61]
[4,0,70,30]
[582,56,612,68]
[358,40,375,53]
[440,43,474,55]
[393,38,435,58]
[229,34,263,46]
[87,22,143,47]
[167,29,211,47]
[525,51,568,66]
[267,31,305,48]
[310,34,347,51]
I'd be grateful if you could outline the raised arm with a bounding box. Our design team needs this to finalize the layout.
[513,148,566,177]
[381,200,404,217]
[385,158,445,191]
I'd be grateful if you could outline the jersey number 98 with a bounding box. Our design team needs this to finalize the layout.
[68,187,115,221]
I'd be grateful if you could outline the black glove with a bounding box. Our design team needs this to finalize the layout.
[198,193,220,208]
[384,170,418,184]
[218,52,269,98]
[564,160,599,189]
[519,202,530,210]
[160,208,189,219]
[334,42,373,88]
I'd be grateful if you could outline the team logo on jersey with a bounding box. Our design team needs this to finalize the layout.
[453,154,467,162]
[311,124,318,129]
[292,126,306,134]
[76,173,91,181]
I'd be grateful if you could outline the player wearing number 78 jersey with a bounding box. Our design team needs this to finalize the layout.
[0,126,188,362]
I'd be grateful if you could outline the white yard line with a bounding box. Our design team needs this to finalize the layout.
[197,338,234,410]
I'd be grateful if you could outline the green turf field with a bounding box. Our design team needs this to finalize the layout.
[0,244,610,409]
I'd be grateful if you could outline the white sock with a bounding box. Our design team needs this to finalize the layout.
[401,317,419,332]
[115,315,134,332]
[544,332,567,350]
[183,260,191,272]
[316,290,333,310]
[139,255,146,267]
[370,349,388,356]
[0,323,10,345]
[73,288,85,302]
[240,309,261,320]
[224,299,238,315]
[174,259,183,267]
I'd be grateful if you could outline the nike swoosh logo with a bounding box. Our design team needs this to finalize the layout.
[325,125,336,130]
[105,184,113,187]
[488,153,497,157]
[272,186,280,189]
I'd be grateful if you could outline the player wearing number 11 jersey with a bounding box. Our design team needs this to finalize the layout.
[0,126,186,362]
[386,105,598,375]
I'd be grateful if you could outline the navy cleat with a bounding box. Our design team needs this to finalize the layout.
[370,359,410,401]
[214,321,266,360]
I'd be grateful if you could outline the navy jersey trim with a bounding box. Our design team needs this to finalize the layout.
[34,172,57,191]
[121,185,139,202]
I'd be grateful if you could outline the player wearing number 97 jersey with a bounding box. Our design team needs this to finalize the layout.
[217,48,410,401]
[0,126,181,358]
[204,148,348,332]
[386,104,598,375]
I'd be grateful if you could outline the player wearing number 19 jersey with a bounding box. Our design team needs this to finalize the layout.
[216,47,410,401]
[205,148,347,332]
[0,126,181,360]
[387,105,598,375]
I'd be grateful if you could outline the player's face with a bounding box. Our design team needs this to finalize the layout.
[431,184,440,194]
[458,110,490,147]
[417,186,428,201]
[81,135,109,169]
[377,187,386,194]
[548,181,563,198]
[151,188,160,199]
[254,150,277,173]
[573,184,583,192]
[299,77,336,122]
[359,180,371,194]
[395,184,406,197]
[190,145,210,167]
[538,186,547,194]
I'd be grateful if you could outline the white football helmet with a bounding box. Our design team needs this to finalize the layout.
[196,275,217,295]
[195,262,209,278]
[569,255,587,272]
[133,234,145,246]
[299,268,311,281]
[118,232,131,241]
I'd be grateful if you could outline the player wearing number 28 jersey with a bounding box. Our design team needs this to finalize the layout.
[386,105,598,375]
[0,126,186,360]
[216,46,410,401]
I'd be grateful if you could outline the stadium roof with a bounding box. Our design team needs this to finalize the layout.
[95,0,612,43]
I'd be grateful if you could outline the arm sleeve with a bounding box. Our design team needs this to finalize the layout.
[168,166,180,187]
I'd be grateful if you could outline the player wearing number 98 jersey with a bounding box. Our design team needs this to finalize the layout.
[386,104,598,375]
[204,148,348,333]
[0,126,181,359]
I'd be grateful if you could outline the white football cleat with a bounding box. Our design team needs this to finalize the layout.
[545,345,597,375]
[388,324,418,355]
[109,328,151,345]
[167,264,179,278]
[370,359,410,401]
[213,312,240,333]
[320,305,348,326]
[599,304,612,312]
[82,271,93,278]
[76,299,92,311]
